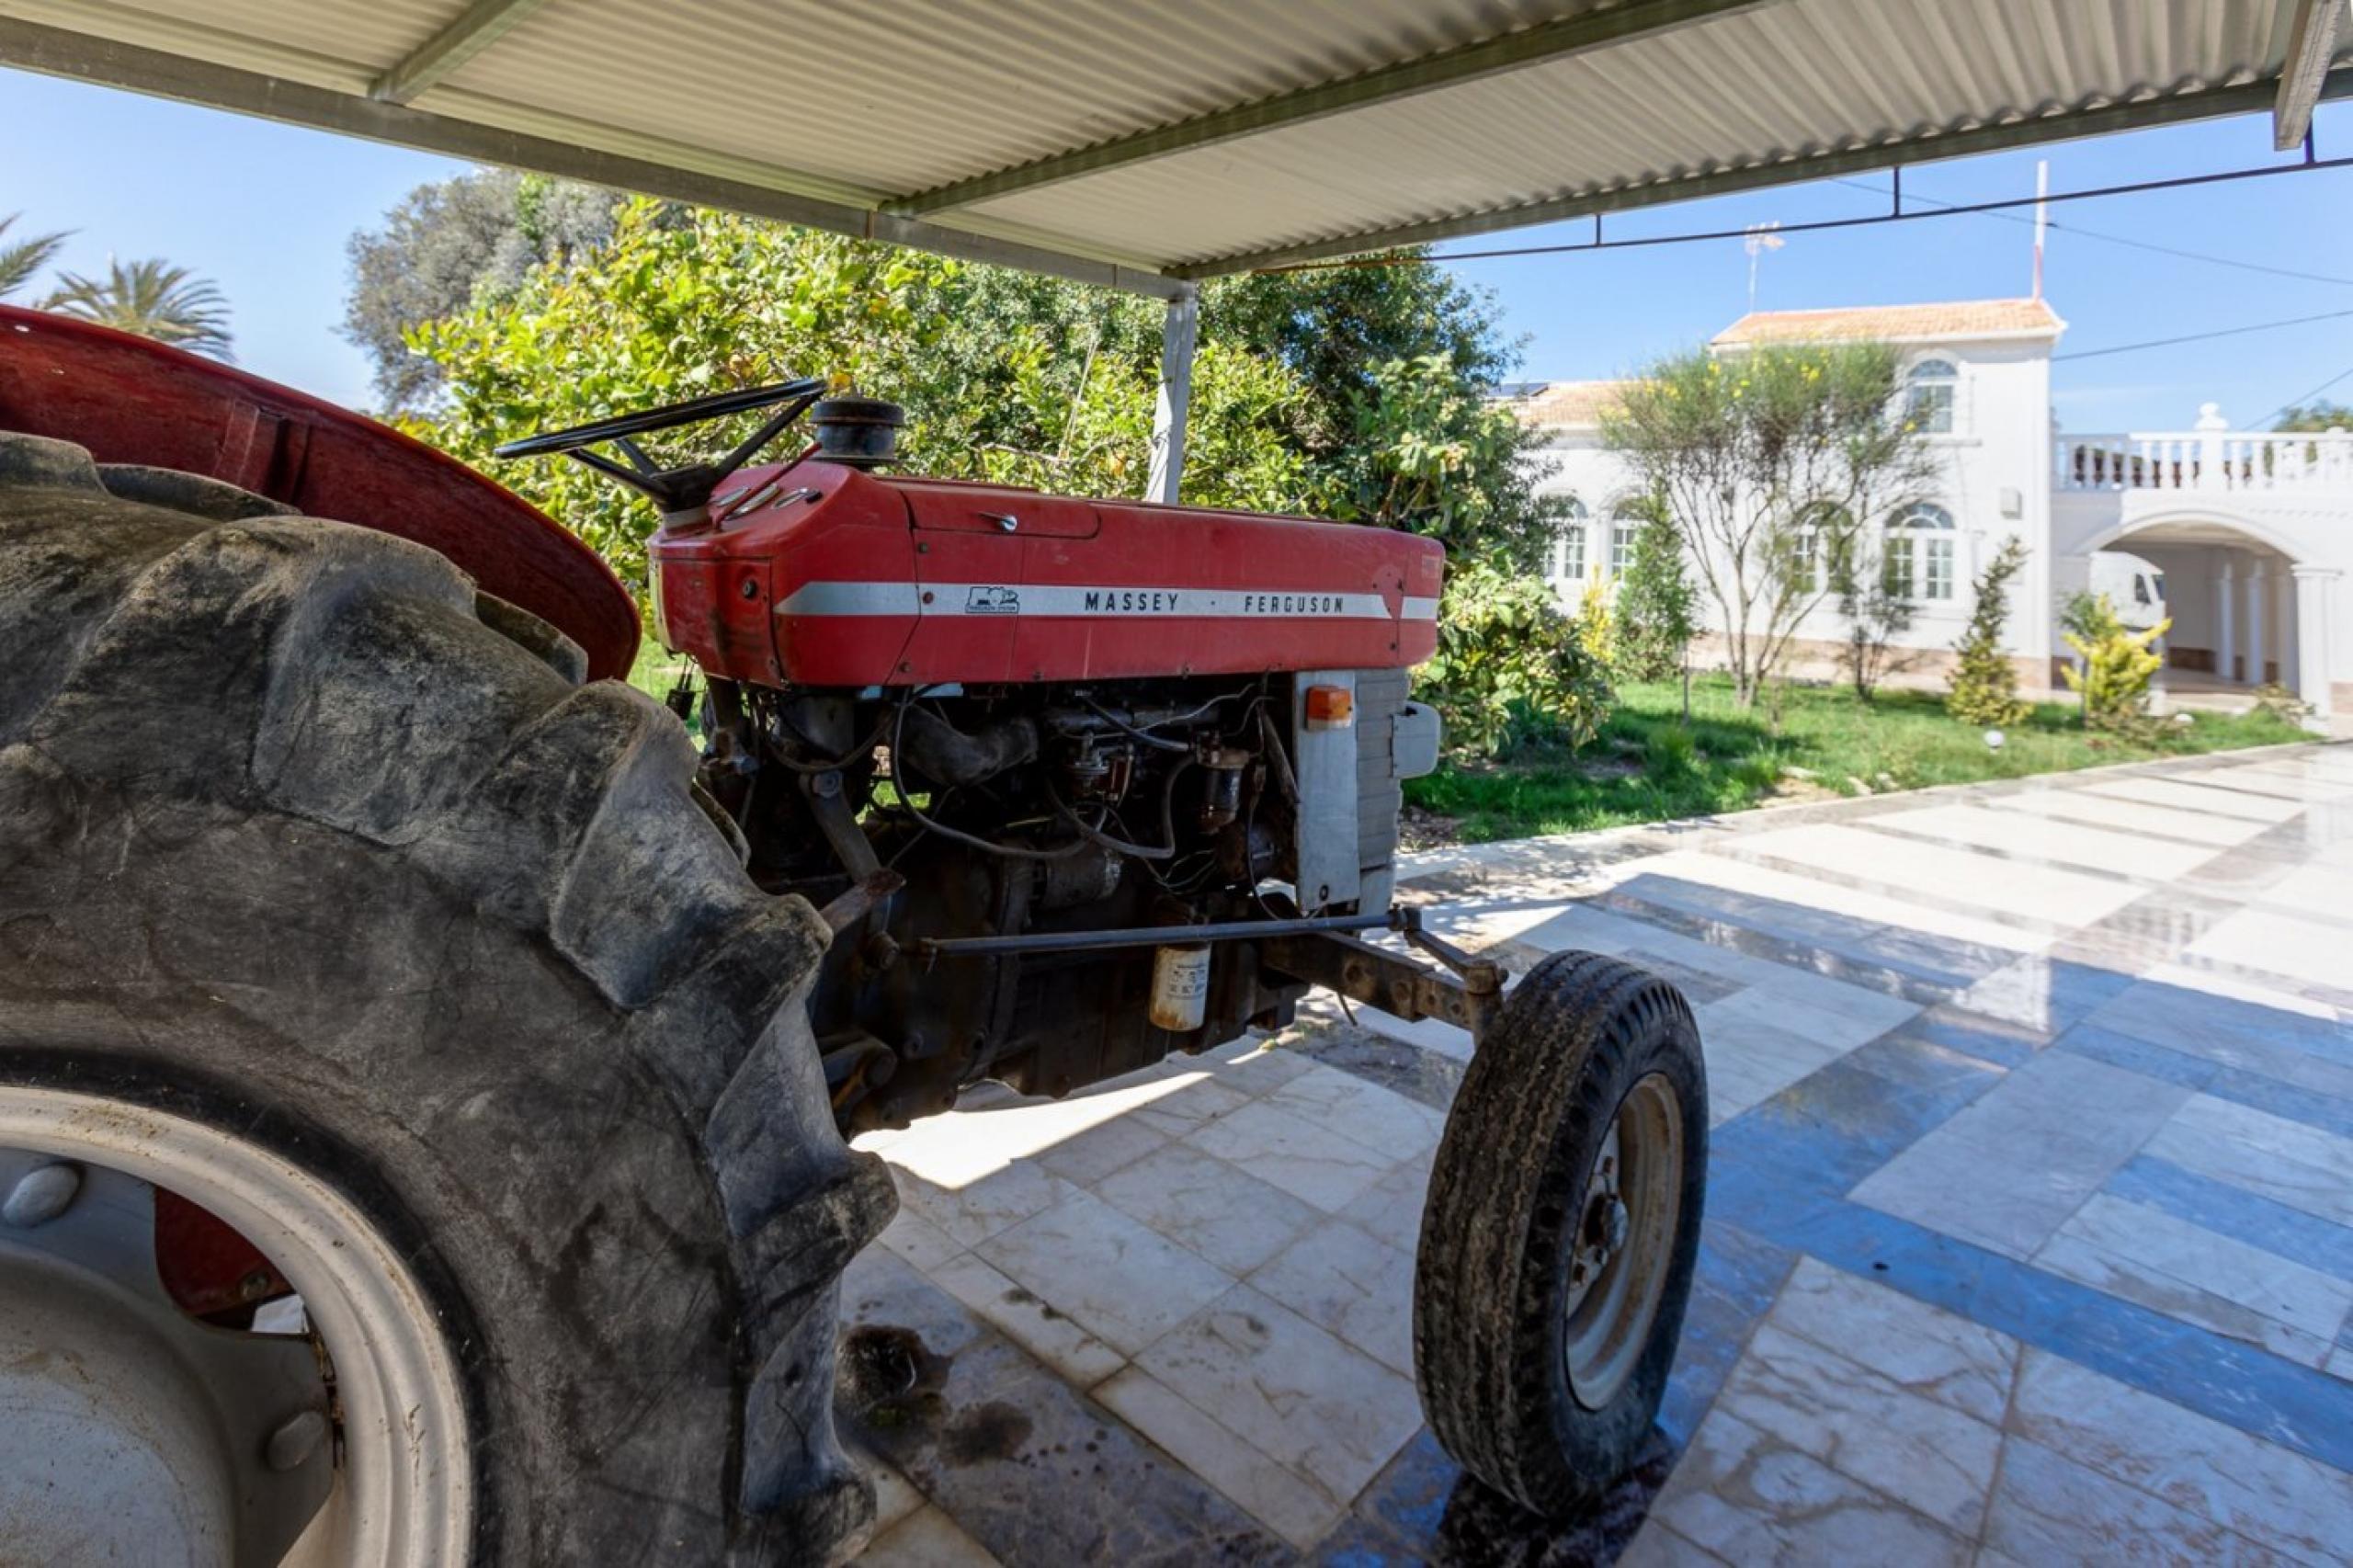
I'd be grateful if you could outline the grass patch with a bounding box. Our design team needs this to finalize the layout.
[1405,674,2306,844]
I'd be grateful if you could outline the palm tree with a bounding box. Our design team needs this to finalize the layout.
[0,213,71,301]
[43,257,233,360]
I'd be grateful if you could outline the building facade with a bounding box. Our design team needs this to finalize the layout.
[1512,299,2353,720]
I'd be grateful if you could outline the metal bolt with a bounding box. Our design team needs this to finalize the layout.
[265,1410,329,1472]
[3,1162,80,1228]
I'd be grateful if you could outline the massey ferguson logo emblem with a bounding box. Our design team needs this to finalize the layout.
[963,586,1020,614]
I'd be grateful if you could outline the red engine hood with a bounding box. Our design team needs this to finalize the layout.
[652,462,1444,688]
[0,305,640,681]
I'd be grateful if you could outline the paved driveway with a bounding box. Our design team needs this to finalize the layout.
[840,743,2353,1565]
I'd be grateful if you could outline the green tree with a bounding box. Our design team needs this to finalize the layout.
[2063,595,2169,732]
[2276,401,2352,433]
[1832,539,1916,701]
[345,170,625,410]
[1947,536,2031,727]
[42,258,233,359]
[1612,501,1699,682]
[1603,343,1934,706]
[0,212,69,300]
[1417,562,1613,758]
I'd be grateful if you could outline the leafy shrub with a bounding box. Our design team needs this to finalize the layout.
[2061,594,2169,732]
[1613,506,1699,681]
[1947,536,2031,727]
[1415,562,1614,758]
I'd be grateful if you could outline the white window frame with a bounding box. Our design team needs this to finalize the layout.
[1885,501,1958,603]
[1552,496,1589,585]
[1904,357,1960,436]
[1607,502,1642,578]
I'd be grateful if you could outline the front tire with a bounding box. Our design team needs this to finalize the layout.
[0,434,894,1562]
[1414,950,1707,1516]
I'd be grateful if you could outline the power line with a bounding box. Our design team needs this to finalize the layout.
[1256,154,2353,272]
[2052,308,2353,362]
[1830,176,2353,289]
[2256,363,2353,428]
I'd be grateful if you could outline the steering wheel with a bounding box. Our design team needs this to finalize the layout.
[493,377,830,513]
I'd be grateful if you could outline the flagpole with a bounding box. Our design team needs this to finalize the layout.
[2032,159,2049,299]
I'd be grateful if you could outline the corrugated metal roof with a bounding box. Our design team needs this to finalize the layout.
[4,0,2347,291]
[1714,298,2068,345]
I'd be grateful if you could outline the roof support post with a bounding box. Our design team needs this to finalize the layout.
[2274,0,2347,150]
[1147,288,1199,506]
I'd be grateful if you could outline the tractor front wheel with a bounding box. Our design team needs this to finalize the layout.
[0,434,894,1563]
[1414,950,1708,1516]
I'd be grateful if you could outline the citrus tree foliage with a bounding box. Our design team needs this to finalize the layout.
[1946,536,2031,727]
[1604,343,1933,706]
[2062,594,2169,732]
[2275,401,2352,433]
[1419,562,1613,758]
[1612,502,1699,681]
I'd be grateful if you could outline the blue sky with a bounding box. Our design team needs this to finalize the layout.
[6,66,2349,433]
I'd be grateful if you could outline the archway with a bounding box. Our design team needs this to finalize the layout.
[2070,514,2311,711]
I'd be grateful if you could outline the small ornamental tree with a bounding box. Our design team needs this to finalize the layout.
[1833,538,1916,701]
[1604,341,1934,707]
[1947,537,2031,727]
[2063,595,2170,732]
[1416,562,1613,758]
[1613,502,1699,682]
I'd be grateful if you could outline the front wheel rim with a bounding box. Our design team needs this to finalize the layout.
[0,1085,472,1566]
[1561,1071,1684,1411]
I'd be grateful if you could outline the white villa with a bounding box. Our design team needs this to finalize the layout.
[1511,298,2353,721]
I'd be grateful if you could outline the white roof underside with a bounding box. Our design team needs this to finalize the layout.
[5,0,2347,295]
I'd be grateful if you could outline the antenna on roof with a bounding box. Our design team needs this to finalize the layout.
[1744,222,1783,312]
[2031,159,2050,300]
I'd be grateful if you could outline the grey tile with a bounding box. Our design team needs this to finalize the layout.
[1984,1437,2284,1568]
[1185,1098,1399,1213]
[1850,1051,2192,1257]
[1712,1323,2003,1536]
[974,1187,1233,1357]
[1095,1140,1324,1278]
[1651,1408,1972,1567]
[1247,1218,1416,1377]
[1765,1257,2019,1426]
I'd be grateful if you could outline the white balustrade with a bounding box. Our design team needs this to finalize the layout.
[2055,427,2353,493]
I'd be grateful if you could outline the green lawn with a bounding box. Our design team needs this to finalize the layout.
[1404,674,2307,845]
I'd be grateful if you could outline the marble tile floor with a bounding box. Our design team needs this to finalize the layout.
[843,744,2353,1566]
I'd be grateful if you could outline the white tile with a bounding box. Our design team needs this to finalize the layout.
[1713,1324,2003,1536]
[1617,850,2044,954]
[1195,1037,1318,1096]
[1733,823,2143,926]
[1129,1074,1256,1140]
[1728,970,1923,1044]
[1652,1408,1971,1567]
[1337,1150,1435,1248]
[1615,1517,1732,1566]
[2255,864,2353,921]
[2041,1194,2353,1346]
[2029,1233,2337,1367]
[2077,776,2306,823]
[876,1206,965,1275]
[973,1188,1233,1358]
[2188,907,2353,994]
[2010,1348,2353,1566]
[1983,1437,2270,1568]
[2145,1094,2353,1229]
[1850,1051,2191,1256]
[1989,788,2266,846]
[1878,803,2219,881]
[1095,1141,1323,1277]
[926,1250,1128,1387]
[847,1446,926,1538]
[1093,1367,1344,1550]
[1133,1284,1423,1505]
[1247,1218,1415,1376]
[1185,1098,1398,1213]
[860,1505,1001,1567]
[1766,1258,2019,1426]
[1255,1063,1444,1158]
[1032,1114,1168,1187]
[889,1163,1076,1252]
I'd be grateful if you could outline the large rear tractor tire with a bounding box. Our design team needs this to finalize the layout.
[1415,950,1707,1516]
[0,434,895,1563]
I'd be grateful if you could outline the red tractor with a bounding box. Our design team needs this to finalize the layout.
[0,307,1705,1562]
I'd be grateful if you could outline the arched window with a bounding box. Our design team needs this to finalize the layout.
[1607,499,1643,578]
[1791,501,1853,592]
[1905,358,1958,435]
[1885,501,1957,600]
[1552,496,1589,585]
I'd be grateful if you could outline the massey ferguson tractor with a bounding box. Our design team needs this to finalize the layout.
[0,306,1706,1563]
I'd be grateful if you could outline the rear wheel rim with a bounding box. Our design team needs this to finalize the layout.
[1561,1071,1683,1411]
[0,1085,472,1566]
